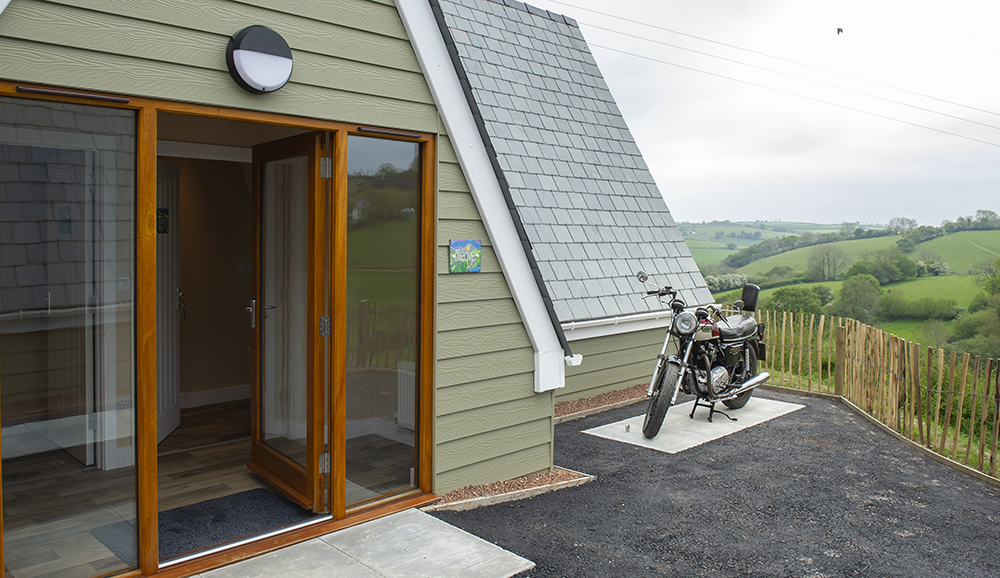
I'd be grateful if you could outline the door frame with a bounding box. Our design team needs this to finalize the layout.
[0,81,437,578]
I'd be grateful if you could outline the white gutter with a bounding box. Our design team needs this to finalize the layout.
[561,310,674,341]
[396,0,566,392]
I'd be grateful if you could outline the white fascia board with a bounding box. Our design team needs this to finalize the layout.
[396,0,564,393]
[562,310,674,342]
[0,1,11,18]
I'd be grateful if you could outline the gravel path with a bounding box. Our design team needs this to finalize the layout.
[432,388,1000,578]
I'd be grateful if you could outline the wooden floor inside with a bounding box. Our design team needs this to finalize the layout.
[2,399,417,578]
[2,400,270,578]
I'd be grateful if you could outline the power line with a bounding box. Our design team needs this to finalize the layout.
[545,0,1000,119]
[589,43,1000,149]
[581,21,1000,133]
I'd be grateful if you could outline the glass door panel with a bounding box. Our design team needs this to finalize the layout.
[344,135,421,506]
[248,133,324,512]
[260,154,309,467]
[1,97,137,578]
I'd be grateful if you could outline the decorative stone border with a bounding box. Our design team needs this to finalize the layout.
[422,467,595,512]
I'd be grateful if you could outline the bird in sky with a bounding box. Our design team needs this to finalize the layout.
[837,28,844,34]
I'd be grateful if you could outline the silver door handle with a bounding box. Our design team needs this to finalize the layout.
[245,299,256,329]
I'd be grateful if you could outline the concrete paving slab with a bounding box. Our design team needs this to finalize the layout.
[198,509,531,578]
[200,538,382,578]
[583,397,804,453]
[322,509,533,578]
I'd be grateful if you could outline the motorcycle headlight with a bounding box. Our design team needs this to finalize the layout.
[674,311,698,335]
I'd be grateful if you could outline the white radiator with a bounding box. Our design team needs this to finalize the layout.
[396,360,416,431]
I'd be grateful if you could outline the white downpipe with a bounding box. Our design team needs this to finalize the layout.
[396,0,565,392]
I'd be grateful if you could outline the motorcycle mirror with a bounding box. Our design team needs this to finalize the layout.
[635,271,648,283]
[733,299,745,311]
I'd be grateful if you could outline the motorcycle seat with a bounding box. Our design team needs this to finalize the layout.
[718,314,757,340]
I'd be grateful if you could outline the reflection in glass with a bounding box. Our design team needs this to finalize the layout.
[1,97,137,577]
[345,135,420,506]
[260,155,309,466]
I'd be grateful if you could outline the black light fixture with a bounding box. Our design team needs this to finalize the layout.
[226,25,293,94]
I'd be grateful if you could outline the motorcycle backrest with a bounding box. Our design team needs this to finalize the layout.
[740,283,760,312]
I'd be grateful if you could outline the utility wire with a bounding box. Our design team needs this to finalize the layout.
[545,0,1000,119]
[582,21,1000,132]
[590,43,1000,149]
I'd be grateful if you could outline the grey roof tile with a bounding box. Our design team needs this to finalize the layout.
[599,296,621,317]
[565,279,586,298]
[437,0,709,323]
[567,260,587,279]
[552,300,573,320]
[598,278,618,297]
[582,298,605,318]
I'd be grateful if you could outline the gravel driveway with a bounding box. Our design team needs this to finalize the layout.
[431,388,1000,577]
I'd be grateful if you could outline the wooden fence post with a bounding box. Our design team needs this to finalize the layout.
[932,348,945,451]
[816,314,826,388]
[911,342,923,444]
[797,312,805,388]
[781,311,787,384]
[978,358,995,470]
[835,326,846,397]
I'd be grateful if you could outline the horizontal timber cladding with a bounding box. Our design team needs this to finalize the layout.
[0,0,437,131]
[560,328,670,402]
[435,134,553,493]
[434,443,551,495]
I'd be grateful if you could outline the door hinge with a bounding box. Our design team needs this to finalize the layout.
[319,157,332,178]
[319,452,330,474]
[319,315,331,336]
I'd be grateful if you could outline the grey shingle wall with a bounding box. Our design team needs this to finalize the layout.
[432,0,712,323]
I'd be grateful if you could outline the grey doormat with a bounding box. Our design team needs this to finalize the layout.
[91,488,312,564]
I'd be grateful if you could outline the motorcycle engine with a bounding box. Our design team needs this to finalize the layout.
[709,365,730,397]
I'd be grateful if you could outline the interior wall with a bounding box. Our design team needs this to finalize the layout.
[164,156,253,395]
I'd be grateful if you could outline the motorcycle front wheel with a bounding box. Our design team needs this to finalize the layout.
[723,345,757,409]
[642,362,680,438]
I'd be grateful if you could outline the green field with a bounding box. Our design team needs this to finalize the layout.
[907,231,1000,273]
[681,221,856,267]
[880,275,979,305]
[876,319,934,344]
[688,246,735,266]
[736,236,901,276]
[724,230,1000,279]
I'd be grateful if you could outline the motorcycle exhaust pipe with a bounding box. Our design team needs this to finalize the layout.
[718,371,770,401]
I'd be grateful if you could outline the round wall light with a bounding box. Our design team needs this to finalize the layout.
[226,25,293,94]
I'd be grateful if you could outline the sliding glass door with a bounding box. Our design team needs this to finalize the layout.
[0,96,138,578]
[344,135,422,507]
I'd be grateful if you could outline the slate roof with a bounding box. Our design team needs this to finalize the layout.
[431,0,713,324]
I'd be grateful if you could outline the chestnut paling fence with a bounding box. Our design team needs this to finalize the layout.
[756,309,1000,479]
[347,300,417,369]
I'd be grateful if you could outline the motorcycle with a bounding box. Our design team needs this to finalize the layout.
[636,271,770,439]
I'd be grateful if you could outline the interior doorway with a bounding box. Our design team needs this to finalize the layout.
[154,114,320,562]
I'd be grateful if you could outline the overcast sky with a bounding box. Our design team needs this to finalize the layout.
[524,0,1000,226]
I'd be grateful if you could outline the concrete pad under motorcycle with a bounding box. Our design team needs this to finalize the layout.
[583,397,803,454]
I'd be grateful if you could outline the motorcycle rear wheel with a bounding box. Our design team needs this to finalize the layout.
[642,363,679,438]
[723,346,757,410]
